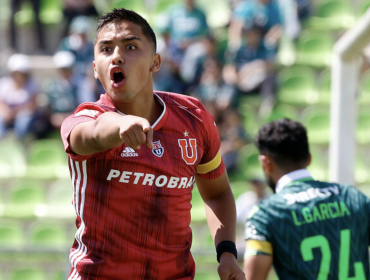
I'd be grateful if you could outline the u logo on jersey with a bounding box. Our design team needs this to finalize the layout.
[152,140,164,157]
[178,138,197,165]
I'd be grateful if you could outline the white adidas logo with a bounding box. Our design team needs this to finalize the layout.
[121,147,138,157]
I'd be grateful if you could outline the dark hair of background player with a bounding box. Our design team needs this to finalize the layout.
[255,118,310,169]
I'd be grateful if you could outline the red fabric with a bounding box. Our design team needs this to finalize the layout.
[61,92,224,280]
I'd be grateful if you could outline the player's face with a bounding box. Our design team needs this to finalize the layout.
[93,20,160,104]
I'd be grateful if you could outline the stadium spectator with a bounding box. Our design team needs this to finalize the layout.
[295,0,312,20]
[9,0,46,53]
[58,15,95,77]
[228,0,283,51]
[40,51,95,132]
[60,8,245,280]
[153,30,186,93]
[236,178,269,225]
[223,25,278,115]
[277,0,301,40]
[160,0,209,66]
[194,57,237,110]
[0,54,39,139]
[61,0,99,38]
[244,118,370,280]
[217,109,249,173]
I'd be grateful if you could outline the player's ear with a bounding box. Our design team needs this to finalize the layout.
[259,155,273,172]
[93,61,99,79]
[150,53,161,73]
[306,153,312,167]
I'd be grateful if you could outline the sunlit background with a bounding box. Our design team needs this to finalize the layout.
[0,0,369,279]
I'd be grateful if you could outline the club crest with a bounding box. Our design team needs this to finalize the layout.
[152,141,164,157]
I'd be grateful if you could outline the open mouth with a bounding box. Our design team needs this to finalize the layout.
[113,71,124,83]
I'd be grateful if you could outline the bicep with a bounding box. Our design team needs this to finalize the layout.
[195,171,231,202]
[244,254,273,280]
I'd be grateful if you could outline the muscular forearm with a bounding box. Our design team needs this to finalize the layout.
[71,112,125,155]
[70,112,153,156]
[204,187,237,245]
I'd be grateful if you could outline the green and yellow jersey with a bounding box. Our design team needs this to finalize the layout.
[245,169,370,280]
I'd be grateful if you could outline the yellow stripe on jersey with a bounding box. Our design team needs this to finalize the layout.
[196,152,222,174]
[245,240,273,256]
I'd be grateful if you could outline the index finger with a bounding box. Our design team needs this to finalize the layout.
[144,126,153,149]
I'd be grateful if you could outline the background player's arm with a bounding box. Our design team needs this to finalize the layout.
[196,171,244,280]
[69,112,153,155]
[244,254,272,280]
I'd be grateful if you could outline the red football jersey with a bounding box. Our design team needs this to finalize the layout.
[61,91,225,280]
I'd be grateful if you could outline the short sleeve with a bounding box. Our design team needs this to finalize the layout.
[60,103,106,157]
[196,105,225,179]
[244,205,273,257]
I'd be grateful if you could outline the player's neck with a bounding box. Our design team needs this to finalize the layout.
[115,92,163,125]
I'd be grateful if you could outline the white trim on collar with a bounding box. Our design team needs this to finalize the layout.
[275,169,313,193]
[116,92,166,129]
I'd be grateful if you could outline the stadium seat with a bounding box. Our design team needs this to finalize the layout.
[0,221,24,250]
[14,1,35,26]
[39,0,63,25]
[277,66,318,105]
[4,180,46,218]
[276,35,296,66]
[237,101,259,135]
[10,267,46,280]
[306,0,356,30]
[295,30,334,67]
[301,106,331,145]
[356,110,370,145]
[0,139,27,178]
[196,0,231,29]
[236,145,263,180]
[261,104,299,124]
[153,0,181,13]
[29,221,69,250]
[316,69,332,104]
[25,139,69,179]
[47,179,75,219]
[109,0,148,19]
[14,0,63,25]
[308,145,328,181]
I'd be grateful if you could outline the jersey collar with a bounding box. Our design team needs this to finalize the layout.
[275,169,314,193]
[116,92,168,131]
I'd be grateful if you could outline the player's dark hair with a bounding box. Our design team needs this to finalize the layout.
[255,118,310,168]
[94,8,157,53]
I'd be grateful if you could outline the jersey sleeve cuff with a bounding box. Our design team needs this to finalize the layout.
[245,240,273,256]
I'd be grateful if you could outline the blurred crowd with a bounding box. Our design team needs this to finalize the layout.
[1,0,313,175]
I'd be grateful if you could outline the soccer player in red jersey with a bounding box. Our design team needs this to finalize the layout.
[61,8,245,280]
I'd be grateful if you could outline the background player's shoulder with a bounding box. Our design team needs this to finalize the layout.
[253,194,285,218]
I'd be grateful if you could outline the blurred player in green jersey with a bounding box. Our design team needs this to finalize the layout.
[243,118,370,280]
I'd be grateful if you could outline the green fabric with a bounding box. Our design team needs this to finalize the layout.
[245,180,370,280]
